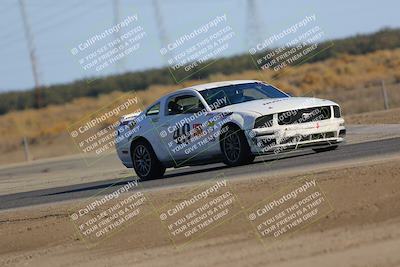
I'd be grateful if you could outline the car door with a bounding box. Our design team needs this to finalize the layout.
[137,102,171,161]
[158,92,211,165]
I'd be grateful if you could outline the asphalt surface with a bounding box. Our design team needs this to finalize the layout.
[0,137,399,211]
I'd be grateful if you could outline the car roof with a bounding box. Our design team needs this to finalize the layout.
[153,80,266,108]
[181,80,262,92]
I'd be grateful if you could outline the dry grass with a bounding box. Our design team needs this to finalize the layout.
[345,108,400,124]
[1,49,400,165]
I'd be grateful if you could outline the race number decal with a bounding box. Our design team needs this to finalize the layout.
[192,123,204,137]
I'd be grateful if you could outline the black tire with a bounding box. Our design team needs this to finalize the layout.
[220,125,255,166]
[313,145,338,153]
[132,140,166,180]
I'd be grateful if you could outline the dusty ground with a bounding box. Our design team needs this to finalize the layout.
[345,108,400,124]
[0,123,398,197]
[1,156,399,267]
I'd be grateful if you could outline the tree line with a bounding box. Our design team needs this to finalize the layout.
[0,28,399,115]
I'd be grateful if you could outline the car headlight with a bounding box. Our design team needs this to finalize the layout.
[333,106,341,118]
[254,115,274,128]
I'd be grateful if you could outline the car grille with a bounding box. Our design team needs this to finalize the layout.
[278,106,331,125]
[279,131,336,145]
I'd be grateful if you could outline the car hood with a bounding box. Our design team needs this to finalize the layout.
[215,97,337,116]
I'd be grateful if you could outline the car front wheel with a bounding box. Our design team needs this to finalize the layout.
[221,125,255,166]
[132,141,165,180]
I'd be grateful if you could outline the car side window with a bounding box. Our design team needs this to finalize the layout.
[167,94,205,115]
[146,103,160,116]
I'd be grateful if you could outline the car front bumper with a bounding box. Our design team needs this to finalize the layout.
[247,118,346,155]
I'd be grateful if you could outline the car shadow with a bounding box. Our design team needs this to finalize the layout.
[0,149,315,210]
[151,149,314,181]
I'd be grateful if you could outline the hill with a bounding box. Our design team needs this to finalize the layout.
[1,48,400,164]
[1,28,400,115]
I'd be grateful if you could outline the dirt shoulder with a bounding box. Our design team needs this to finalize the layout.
[1,157,400,266]
[345,108,400,124]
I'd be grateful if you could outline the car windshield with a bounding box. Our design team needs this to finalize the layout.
[200,83,289,110]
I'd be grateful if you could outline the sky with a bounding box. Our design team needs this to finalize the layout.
[0,0,399,92]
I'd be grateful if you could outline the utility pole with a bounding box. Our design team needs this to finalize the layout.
[22,136,31,162]
[152,0,169,52]
[246,0,262,49]
[381,80,390,110]
[18,0,41,108]
[113,0,125,73]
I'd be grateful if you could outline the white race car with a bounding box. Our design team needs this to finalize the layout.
[116,80,346,180]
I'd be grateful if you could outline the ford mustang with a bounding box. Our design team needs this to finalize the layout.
[116,80,346,180]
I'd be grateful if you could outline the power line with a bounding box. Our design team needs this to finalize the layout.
[0,0,109,49]
[0,0,83,42]
[18,0,41,108]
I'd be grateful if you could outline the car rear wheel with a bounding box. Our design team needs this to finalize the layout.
[221,125,255,166]
[132,141,165,180]
[313,145,338,153]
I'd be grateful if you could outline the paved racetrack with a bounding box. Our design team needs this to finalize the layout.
[0,136,399,210]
